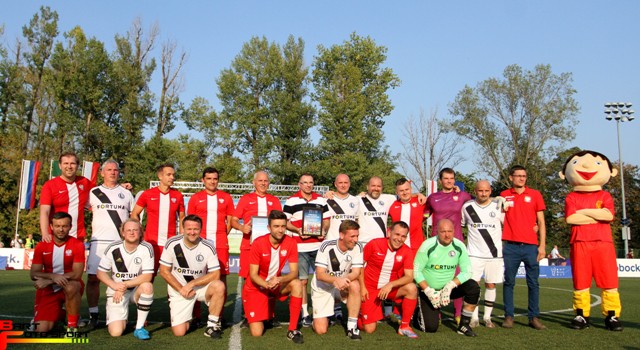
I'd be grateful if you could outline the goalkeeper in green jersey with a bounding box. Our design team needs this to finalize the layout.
[413,219,480,337]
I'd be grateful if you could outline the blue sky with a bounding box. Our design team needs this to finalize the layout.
[3,1,639,179]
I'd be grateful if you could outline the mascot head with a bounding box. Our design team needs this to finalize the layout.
[559,150,618,191]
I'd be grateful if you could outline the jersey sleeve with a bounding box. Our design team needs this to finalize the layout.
[224,193,235,216]
[248,238,262,266]
[234,196,248,219]
[282,198,295,220]
[565,192,577,218]
[141,243,155,274]
[315,244,329,269]
[535,190,546,212]
[351,243,364,268]
[177,192,185,213]
[98,248,113,272]
[159,243,174,267]
[602,191,615,218]
[32,244,44,265]
[363,241,373,263]
[186,192,197,215]
[135,190,149,208]
[403,248,415,270]
[207,246,220,272]
[72,239,86,264]
[286,238,299,263]
[39,181,54,206]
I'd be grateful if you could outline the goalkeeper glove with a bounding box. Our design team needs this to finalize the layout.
[424,287,441,308]
[439,280,457,306]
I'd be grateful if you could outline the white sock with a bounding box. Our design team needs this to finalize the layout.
[208,315,220,327]
[484,288,496,319]
[135,293,154,329]
[89,307,99,314]
[347,317,357,330]
[302,304,309,318]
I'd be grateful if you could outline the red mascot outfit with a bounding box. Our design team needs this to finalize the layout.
[559,150,622,331]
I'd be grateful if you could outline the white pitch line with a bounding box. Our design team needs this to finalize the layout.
[228,277,244,350]
[511,285,602,317]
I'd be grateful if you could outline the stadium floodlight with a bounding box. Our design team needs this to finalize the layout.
[604,102,634,256]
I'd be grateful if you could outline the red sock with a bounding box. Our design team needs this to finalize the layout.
[193,302,201,321]
[67,314,79,328]
[401,298,417,328]
[454,298,462,317]
[289,296,302,331]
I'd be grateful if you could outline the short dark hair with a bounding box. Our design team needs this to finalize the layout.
[339,220,359,233]
[562,150,613,173]
[183,214,203,228]
[59,152,79,164]
[268,210,287,225]
[156,163,175,174]
[389,221,409,231]
[52,211,72,222]
[509,165,527,175]
[395,178,410,187]
[202,167,219,179]
[439,168,455,179]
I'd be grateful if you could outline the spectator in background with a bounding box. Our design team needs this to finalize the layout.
[626,251,634,259]
[549,245,565,266]
[25,234,35,249]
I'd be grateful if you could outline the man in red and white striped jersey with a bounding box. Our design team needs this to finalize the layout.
[30,212,86,333]
[389,178,427,255]
[231,171,282,280]
[359,221,418,338]
[39,152,91,242]
[131,164,185,272]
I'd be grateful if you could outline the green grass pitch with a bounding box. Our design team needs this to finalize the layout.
[1,270,638,349]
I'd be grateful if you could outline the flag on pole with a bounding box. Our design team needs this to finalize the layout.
[19,160,41,210]
[82,161,100,188]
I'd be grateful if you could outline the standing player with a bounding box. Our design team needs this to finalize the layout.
[39,152,91,242]
[159,215,226,338]
[231,171,282,280]
[461,180,504,328]
[242,210,304,343]
[501,165,546,330]
[311,220,364,340]
[356,177,400,245]
[325,174,359,241]
[131,163,185,272]
[413,219,480,337]
[283,174,331,327]
[389,178,427,253]
[97,219,154,339]
[86,160,135,328]
[359,221,418,338]
[424,168,472,323]
[30,212,86,333]
[187,167,234,321]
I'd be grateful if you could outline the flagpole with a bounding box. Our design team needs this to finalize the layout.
[14,160,25,245]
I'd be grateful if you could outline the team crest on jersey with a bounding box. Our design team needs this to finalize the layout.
[350,203,355,208]
[524,196,531,203]
[65,249,73,256]
[171,198,177,203]
[379,200,384,206]
[453,196,459,201]
[396,256,403,262]
[79,184,84,191]
[250,312,255,318]
[490,212,496,218]
[196,254,204,262]
[280,250,288,257]
[345,255,352,262]
[118,192,125,199]
[134,257,142,265]
[412,202,417,208]
[219,199,224,203]
[448,250,456,257]
[268,201,273,206]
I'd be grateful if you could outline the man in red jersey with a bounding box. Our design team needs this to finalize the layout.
[39,152,91,242]
[231,171,282,280]
[131,163,185,272]
[359,221,418,338]
[30,212,86,333]
[389,178,427,254]
[560,150,623,331]
[242,210,304,344]
[500,165,546,330]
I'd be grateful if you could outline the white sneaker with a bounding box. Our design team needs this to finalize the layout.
[469,318,480,328]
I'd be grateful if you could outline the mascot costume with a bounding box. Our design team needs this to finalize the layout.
[559,150,623,331]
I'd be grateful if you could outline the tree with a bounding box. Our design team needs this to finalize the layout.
[400,107,464,192]
[449,64,579,188]
[606,162,640,251]
[311,32,401,190]
[156,39,186,137]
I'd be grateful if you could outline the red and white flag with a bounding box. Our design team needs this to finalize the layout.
[19,160,41,210]
[83,161,100,188]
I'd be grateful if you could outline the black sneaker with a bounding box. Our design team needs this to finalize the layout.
[571,315,589,330]
[457,324,478,337]
[240,318,249,329]
[204,323,223,339]
[301,315,313,328]
[89,313,99,329]
[347,328,362,340]
[265,319,282,329]
[287,330,304,344]
[605,312,623,331]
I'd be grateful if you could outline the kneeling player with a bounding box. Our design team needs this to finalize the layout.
[359,221,418,338]
[312,220,363,340]
[159,215,226,338]
[97,219,154,339]
[414,219,480,336]
[242,210,304,343]
[30,212,85,333]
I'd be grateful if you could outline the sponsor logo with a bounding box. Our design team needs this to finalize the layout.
[114,272,139,279]
[431,264,456,270]
[199,199,206,203]
[249,201,256,205]
[0,320,90,347]
[94,204,128,210]
[174,267,204,275]
[43,252,52,255]
[376,252,384,256]
[150,198,158,201]
[363,211,387,217]
[262,253,269,257]
[618,263,640,272]
[59,190,66,194]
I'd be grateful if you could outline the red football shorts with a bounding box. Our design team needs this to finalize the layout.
[570,241,618,290]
